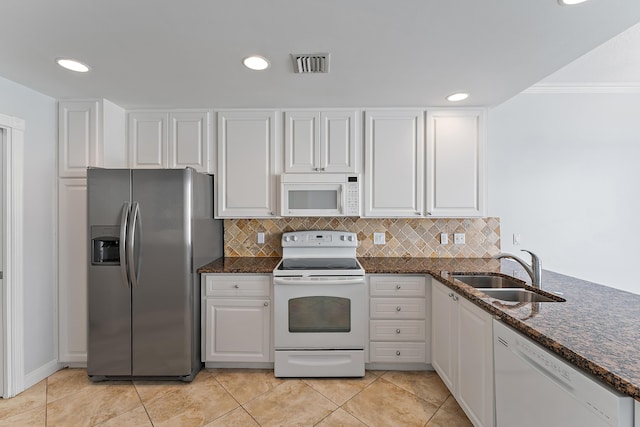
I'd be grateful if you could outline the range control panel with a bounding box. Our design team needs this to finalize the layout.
[281,230,358,248]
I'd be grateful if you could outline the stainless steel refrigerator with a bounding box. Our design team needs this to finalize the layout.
[87,168,222,381]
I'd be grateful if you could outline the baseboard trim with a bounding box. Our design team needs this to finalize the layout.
[24,359,62,390]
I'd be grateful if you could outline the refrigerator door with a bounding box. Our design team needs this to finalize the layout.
[87,168,133,377]
[131,169,194,376]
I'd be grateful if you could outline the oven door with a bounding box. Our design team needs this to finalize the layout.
[274,276,366,349]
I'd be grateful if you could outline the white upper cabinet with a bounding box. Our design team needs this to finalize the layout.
[58,99,126,177]
[284,110,358,173]
[217,110,279,218]
[426,109,486,217]
[128,110,212,173]
[364,110,424,217]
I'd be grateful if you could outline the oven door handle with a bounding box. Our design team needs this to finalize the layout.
[274,277,365,285]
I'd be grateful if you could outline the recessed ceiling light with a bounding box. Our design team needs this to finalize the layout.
[243,56,270,71]
[558,0,589,5]
[446,92,469,102]
[56,58,90,73]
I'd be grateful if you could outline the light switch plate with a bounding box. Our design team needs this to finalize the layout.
[440,233,448,244]
[373,232,386,245]
[257,232,265,244]
[454,233,465,245]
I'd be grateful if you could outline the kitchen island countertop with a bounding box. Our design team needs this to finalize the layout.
[198,256,640,401]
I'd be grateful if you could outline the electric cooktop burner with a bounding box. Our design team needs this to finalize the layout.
[278,257,360,271]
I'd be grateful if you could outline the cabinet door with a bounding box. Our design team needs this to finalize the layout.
[364,110,424,217]
[284,111,319,173]
[128,112,168,168]
[58,101,99,177]
[217,111,278,217]
[204,299,271,362]
[168,111,211,173]
[320,110,358,173]
[58,179,88,363]
[430,280,456,391]
[425,110,486,217]
[457,297,494,427]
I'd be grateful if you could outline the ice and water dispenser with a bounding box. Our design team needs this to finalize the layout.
[91,226,121,265]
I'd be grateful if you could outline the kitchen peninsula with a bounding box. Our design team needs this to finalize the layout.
[198,256,640,400]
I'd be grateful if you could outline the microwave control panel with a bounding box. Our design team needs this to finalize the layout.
[345,176,360,216]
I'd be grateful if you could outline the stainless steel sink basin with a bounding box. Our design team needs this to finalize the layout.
[477,288,559,303]
[452,274,526,289]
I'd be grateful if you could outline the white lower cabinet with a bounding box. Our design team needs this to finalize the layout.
[635,400,639,427]
[202,274,272,363]
[431,278,494,427]
[368,275,428,365]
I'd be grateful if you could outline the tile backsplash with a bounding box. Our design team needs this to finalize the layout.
[224,217,500,258]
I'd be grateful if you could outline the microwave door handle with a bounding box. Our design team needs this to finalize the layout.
[119,202,131,287]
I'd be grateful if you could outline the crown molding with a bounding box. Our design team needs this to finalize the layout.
[523,83,640,94]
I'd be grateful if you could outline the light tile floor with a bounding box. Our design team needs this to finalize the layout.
[0,368,472,426]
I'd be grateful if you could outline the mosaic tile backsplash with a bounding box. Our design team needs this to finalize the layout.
[224,217,500,258]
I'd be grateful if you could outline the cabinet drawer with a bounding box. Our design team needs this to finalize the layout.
[370,320,426,342]
[205,275,271,297]
[369,342,427,363]
[369,275,426,297]
[370,298,426,319]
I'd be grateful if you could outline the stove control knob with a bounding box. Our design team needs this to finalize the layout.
[340,235,347,241]
[292,236,298,242]
[283,236,290,242]
[348,235,355,242]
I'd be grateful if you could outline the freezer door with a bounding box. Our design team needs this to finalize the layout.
[131,169,194,376]
[87,168,133,377]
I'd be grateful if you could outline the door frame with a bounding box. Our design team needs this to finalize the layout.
[0,113,25,398]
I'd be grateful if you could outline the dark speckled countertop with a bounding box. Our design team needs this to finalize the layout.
[198,256,640,401]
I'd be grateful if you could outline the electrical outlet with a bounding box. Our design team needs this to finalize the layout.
[373,232,386,245]
[513,233,521,245]
[440,233,448,244]
[257,232,265,244]
[454,233,465,245]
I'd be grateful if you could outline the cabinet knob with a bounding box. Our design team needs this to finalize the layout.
[320,168,325,171]
[264,302,269,307]
[415,212,421,215]
[396,285,401,289]
[396,329,401,334]
[448,293,454,298]
[453,295,459,301]
[426,212,433,216]
[396,351,401,356]
[269,212,275,216]
[396,306,401,312]
[234,284,239,289]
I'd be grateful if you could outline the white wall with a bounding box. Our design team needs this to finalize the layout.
[0,76,58,377]
[488,92,640,295]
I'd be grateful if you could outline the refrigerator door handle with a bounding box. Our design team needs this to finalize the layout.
[119,202,131,287]
[128,201,141,288]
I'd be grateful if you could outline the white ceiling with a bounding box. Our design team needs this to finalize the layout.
[1,0,639,109]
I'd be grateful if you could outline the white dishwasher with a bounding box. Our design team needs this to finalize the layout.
[493,320,633,427]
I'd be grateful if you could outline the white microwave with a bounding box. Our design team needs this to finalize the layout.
[280,173,360,217]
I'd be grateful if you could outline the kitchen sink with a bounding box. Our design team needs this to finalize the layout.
[453,274,526,289]
[477,288,560,303]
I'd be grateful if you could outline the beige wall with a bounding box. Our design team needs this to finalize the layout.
[224,217,500,258]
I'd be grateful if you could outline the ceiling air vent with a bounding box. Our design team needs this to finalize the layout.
[291,53,330,73]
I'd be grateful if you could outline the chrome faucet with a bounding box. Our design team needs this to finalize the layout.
[494,249,542,289]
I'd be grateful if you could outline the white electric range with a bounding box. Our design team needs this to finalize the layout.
[273,230,366,377]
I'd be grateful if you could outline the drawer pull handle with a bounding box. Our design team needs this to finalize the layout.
[264,302,269,307]
[448,293,454,298]
[396,285,401,289]
[234,284,239,289]
[396,329,401,334]
[396,351,401,356]
[396,306,401,312]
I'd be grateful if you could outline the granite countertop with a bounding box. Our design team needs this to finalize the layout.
[198,256,640,401]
